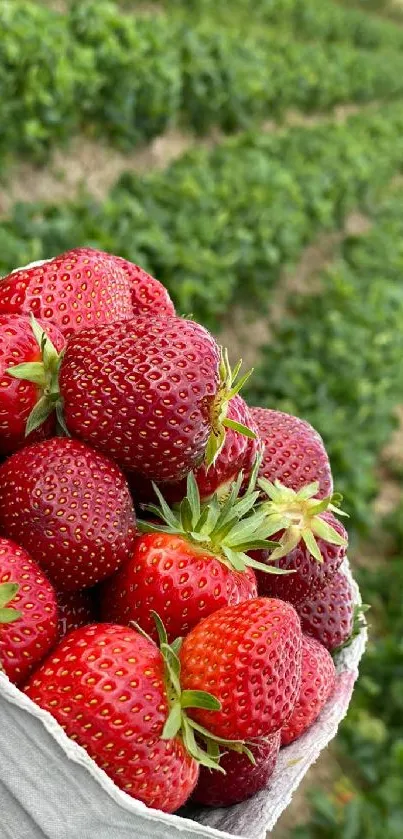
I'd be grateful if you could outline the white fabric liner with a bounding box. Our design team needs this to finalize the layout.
[0,260,367,838]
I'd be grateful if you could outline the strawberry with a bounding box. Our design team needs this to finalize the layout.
[250,408,333,500]
[0,537,58,685]
[108,255,175,317]
[100,471,283,642]
[0,438,137,591]
[57,589,97,638]
[24,620,247,812]
[57,318,254,482]
[296,571,355,653]
[144,394,261,504]
[281,635,336,746]
[0,314,65,456]
[252,481,348,606]
[191,731,281,807]
[0,248,133,339]
[180,597,302,741]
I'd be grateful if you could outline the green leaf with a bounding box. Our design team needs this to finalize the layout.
[25,395,55,436]
[55,403,70,437]
[193,506,210,533]
[311,517,347,546]
[6,361,46,387]
[0,607,22,624]
[221,545,247,571]
[151,484,181,530]
[181,690,221,711]
[180,497,194,532]
[222,418,257,439]
[150,611,168,647]
[246,556,295,574]
[162,702,182,740]
[230,539,279,552]
[228,367,254,397]
[171,637,183,656]
[295,482,320,500]
[186,472,200,524]
[205,425,225,468]
[0,583,19,608]
[301,528,323,563]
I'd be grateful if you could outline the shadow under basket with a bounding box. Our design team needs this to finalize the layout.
[0,558,366,839]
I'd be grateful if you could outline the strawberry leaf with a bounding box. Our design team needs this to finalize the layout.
[0,583,19,608]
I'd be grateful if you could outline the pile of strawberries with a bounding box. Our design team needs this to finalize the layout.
[0,248,358,813]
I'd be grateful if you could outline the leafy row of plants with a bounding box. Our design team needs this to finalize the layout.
[3,0,403,165]
[163,0,403,50]
[247,192,403,531]
[3,103,403,326]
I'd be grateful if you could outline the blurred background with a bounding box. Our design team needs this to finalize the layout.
[1,0,403,836]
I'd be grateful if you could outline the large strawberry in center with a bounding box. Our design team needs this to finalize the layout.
[57,316,254,483]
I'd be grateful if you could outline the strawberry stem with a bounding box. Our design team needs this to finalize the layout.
[205,347,256,468]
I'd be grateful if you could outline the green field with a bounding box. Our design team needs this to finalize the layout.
[1,1,403,836]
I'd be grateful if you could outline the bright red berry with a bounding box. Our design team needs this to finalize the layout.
[281,635,336,746]
[191,731,281,807]
[180,597,302,741]
[0,538,58,685]
[57,589,97,638]
[0,314,65,456]
[250,408,333,500]
[109,255,176,317]
[24,624,199,812]
[0,438,137,591]
[58,317,252,482]
[296,571,355,652]
[0,249,133,338]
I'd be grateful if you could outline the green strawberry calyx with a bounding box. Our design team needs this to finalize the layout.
[205,348,256,468]
[6,315,68,437]
[258,479,348,563]
[133,612,254,771]
[0,582,22,625]
[138,466,293,577]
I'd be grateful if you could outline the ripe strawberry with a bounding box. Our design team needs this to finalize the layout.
[281,635,336,746]
[0,248,133,339]
[109,255,175,317]
[252,481,348,606]
[0,537,58,685]
[191,731,281,807]
[180,597,302,741]
[0,314,65,456]
[250,408,333,500]
[57,589,97,638]
[100,471,282,641]
[0,438,137,591]
[24,623,200,812]
[58,318,254,482]
[296,571,355,653]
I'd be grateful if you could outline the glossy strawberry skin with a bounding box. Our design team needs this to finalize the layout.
[281,635,336,746]
[0,249,133,339]
[0,438,137,592]
[100,532,257,642]
[152,395,261,504]
[57,589,97,639]
[180,597,302,741]
[251,408,333,500]
[24,624,198,812]
[0,538,58,685]
[191,731,280,807]
[59,316,221,482]
[0,314,66,456]
[110,255,176,317]
[253,512,347,607]
[296,571,354,652]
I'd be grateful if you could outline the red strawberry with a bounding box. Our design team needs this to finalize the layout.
[296,571,355,653]
[252,481,348,606]
[281,635,336,746]
[58,317,254,482]
[0,537,58,685]
[146,394,261,504]
[0,314,65,456]
[109,255,175,317]
[24,623,199,812]
[250,408,333,500]
[191,731,280,807]
[57,589,97,638]
[180,597,302,741]
[0,249,133,339]
[100,471,282,641]
[0,438,137,591]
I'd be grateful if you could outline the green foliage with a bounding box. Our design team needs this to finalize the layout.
[2,103,403,327]
[248,195,403,530]
[2,0,403,166]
